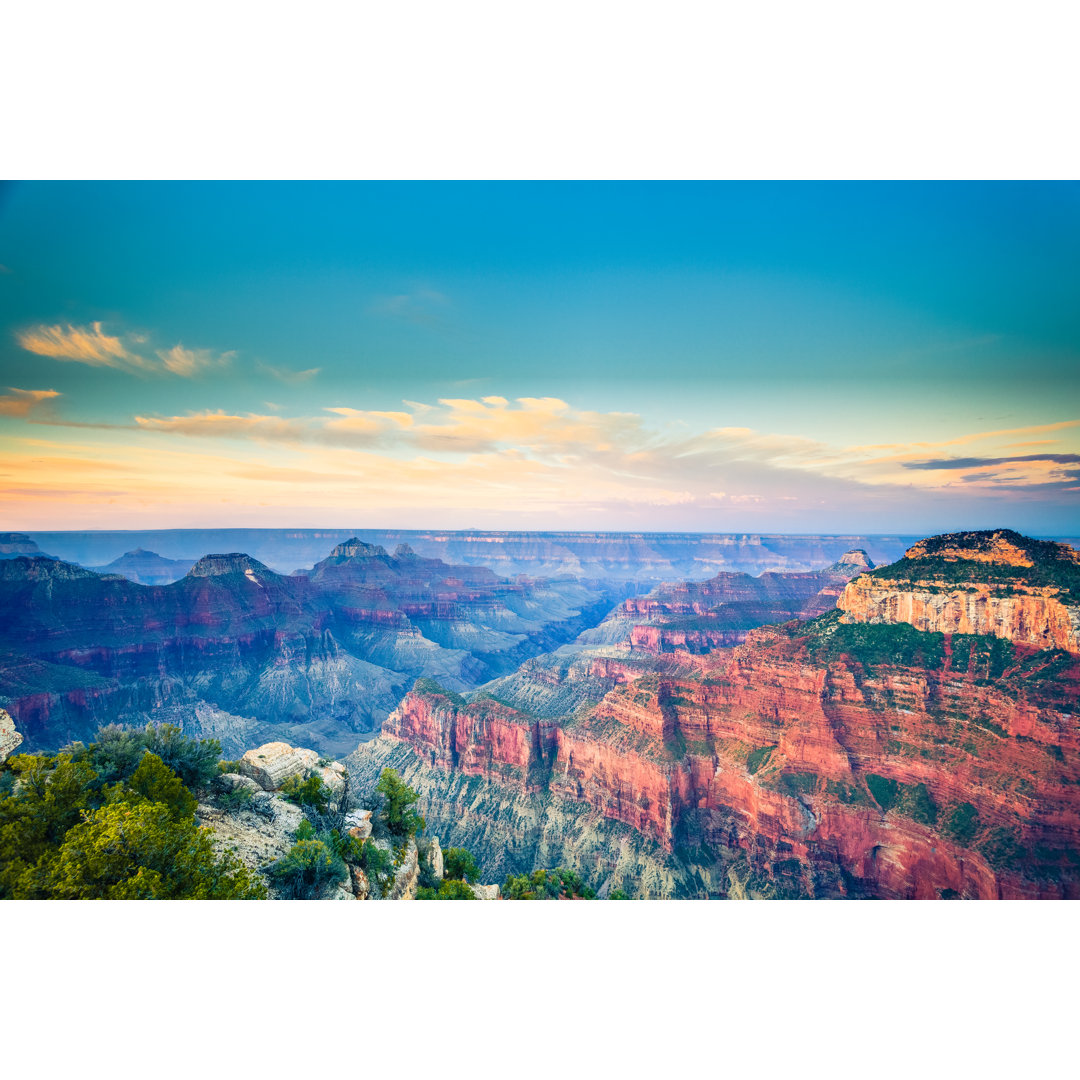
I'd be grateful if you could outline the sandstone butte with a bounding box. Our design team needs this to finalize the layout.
[365,529,1080,899]
[837,529,1080,653]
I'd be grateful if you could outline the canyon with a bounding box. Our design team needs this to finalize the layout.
[0,539,610,757]
[4,526,1078,899]
[349,530,1080,898]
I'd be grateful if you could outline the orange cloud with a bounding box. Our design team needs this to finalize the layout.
[16,322,149,371]
[155,344,235,376]
[0,387,60,417]
[134,411,308,440]
[16,321,235,378]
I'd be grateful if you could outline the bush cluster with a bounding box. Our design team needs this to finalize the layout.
[0,728,264,899]
[502,867,596,900]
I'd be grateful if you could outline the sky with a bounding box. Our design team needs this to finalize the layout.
[0,180,1078,535]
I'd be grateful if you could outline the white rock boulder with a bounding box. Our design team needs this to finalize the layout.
[315,760,347,793]
[423,836,444,881]
[0,708,22,765]
[344,808,373,840]
[239,741,319,791]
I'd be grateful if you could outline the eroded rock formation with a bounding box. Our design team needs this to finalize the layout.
[838,530,1080,652]
[0,539,610,756]
[354,531,1080,898]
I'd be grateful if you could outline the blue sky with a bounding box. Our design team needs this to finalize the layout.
[1,181,1077,533]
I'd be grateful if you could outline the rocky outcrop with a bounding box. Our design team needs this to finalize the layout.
[240,742,321,790]
[345,808,373,840]
[838,530,1080,653]
[383,689,558,790]
[0,533,52,560]
[383,837,420,900]
[0,708,22,763]
[196,788,310,893]
[188,553,278,578]
[421,835,444,880]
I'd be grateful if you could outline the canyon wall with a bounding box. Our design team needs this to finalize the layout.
[355,530,1080,898]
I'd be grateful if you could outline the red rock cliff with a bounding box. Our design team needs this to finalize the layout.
[838,530,1080,653]
[380,531,1080,899]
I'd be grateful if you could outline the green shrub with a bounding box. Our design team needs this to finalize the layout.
[609,889,631,899]
[279,773,330,813]
[503,867,595,900]
[944,802,980,846]
[355,839,392,881]
[141,723,222,790]
[47,801,264,899]
[375,768,424,839]
[265,839,347,899]
[0,732,262,900]
[217,784,255,813]
[778,772,818,797]
[825,780,871,806]
[120,752,197,820]
[979,827,1027,872]
[417,878,476,900]
[746,745,774,775]
[443,846,480,883]
[665,695,694,709]
[866,773,899,811]
[800,612,946,670]
[897,782,937,826]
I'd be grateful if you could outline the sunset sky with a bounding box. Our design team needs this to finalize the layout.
[1,181,1077,534]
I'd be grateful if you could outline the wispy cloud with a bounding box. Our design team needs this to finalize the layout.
[16,321,234,378]
[256,361,321,383]
[17,322,149,371]
[134,410,308,440]
[156,344,235,377]
[120,396,1080,494]
[0,387,60,418]
[903,453,1080,470]
[368,288,451,328]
